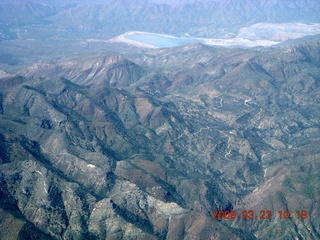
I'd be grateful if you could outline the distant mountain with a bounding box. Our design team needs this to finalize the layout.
[0,37,320,239]
[1,0,320,38]
[0,1,63,25]
[45,0,320,37]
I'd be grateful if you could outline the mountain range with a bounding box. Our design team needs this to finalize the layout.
[1,36,320,239]
[1,0,320,39]
[0,0,320,239]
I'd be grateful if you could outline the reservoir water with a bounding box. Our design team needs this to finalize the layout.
[125,33,201,48]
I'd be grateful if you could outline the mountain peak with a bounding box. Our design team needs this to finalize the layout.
[20,56,145,88]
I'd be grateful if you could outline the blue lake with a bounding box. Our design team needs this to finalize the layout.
[125,33,203,48]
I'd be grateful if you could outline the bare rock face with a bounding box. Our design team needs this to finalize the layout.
[1,38,320,239]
